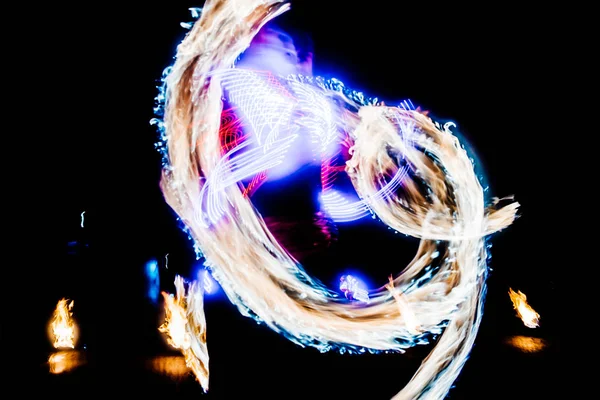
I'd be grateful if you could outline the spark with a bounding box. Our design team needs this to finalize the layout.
[80,211,85,228]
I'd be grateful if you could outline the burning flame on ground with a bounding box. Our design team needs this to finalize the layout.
[159,276,209,391]
[160,292,190,350]
[49,298,78,349]
[509,288,540,328]
[48,350,86,374]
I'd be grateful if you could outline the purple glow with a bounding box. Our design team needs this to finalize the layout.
[195,268,219,294]
[339,274,370,303]
[194,69,417,228]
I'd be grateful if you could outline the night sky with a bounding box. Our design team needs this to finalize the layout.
[28,1,560,398]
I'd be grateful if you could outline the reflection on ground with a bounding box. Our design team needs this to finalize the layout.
[504,335,548,353]
[146,355,191,381]
[48,350,86,374]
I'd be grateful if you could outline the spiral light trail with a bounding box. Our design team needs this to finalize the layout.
[153,1,519,398]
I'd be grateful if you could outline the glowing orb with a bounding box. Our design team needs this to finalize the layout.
[340,275,369,303]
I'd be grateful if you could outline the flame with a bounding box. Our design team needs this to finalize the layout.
[147,355,191,380]
[504,335,547,353]
[159,293,191,350]
[385,275,421,334]
[50,298,78,349]
[158,276,209,392]
[48,350,85,374]
[509,288,540,328]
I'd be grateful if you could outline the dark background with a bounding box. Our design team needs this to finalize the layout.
[26,1,561,398]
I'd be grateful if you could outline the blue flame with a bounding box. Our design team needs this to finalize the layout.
[145,259,160,304]
[192,264,221,296]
